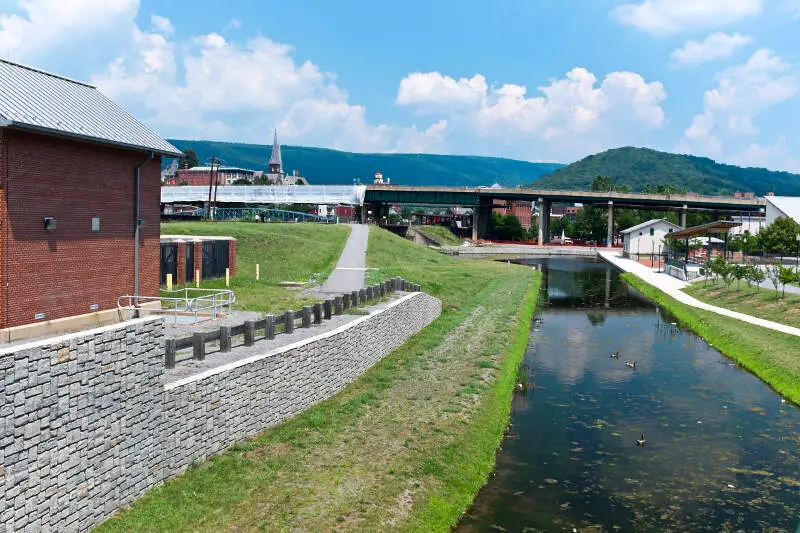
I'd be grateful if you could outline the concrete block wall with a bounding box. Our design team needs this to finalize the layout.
[0,291,441,532]
[0,317,164,533]
[162,292,441,474]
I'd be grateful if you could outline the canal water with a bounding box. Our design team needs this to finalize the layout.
[457,257,800,533]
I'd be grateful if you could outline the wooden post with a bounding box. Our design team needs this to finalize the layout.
[334,296,343,315]
[323,300,333,320]
[225,268,230,288]
[244,320,256,346]
[195,269,200,288]
[302,306,312,328]
[313,303,323,324]
[256,263,260,281]
[265,315,275,340]
[342,294,350,310]
[284,311,295,333]
[220,326,232,353]
[192,332,205,361]
[165,339,177,369]
[166,273,173,292]
[359,288,367,304]
[351,290,359,307]
[366,287,373,302]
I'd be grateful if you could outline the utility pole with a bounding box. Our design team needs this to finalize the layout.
[212,158,221,222]
[206,155,216,221]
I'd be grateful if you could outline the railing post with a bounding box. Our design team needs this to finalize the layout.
[324,300,333,320]
[394,277,402,291]
[342,294,350,310]
[193,332,205,361]
[359,288,367,305]
[351,290,359,307]
[220,326,232,353]
[165,339,177,369]
[265,315,275,340]
[302,306,312,328]
[313,303,323,324]
[244,320,256,346]
[366,286,373,302]
[284,311,295,333]
[400,278,406,291]
[334,296,343,315]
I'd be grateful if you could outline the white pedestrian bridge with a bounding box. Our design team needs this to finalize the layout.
[161,185,367,206]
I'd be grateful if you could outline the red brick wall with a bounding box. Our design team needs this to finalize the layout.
[0,130,8,328]
[228,240,237,277]
[0,129,161,329]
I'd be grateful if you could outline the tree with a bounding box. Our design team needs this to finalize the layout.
[181,148,199,169]
[232,178,251,185]
[759,216,800,256]
[573,206,607,243]
[490,212,525,241]
[777,265,798,298]
[591,175,612,192]
[733,264,747,290]
[749,265,766,291]
[766,264,782,298]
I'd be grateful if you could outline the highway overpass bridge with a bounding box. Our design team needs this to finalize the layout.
[161,184,765,245]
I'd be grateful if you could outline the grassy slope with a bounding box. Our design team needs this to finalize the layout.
[623,273,800,405]
[161,221,349,313]
[532,146,800,195]
[169,139,563,187]
[415,225,463,246]
[683,282,800,329]
[96,227,539,532]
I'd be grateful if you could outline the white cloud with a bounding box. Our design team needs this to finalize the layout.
[224,19,242,31]
[731,137,800,173]
[397,72,487,109]
[679,49,800,161]
[396,68,666,160]
[150,14,173,36]
[0,0,138,62]
[670,33,752,67]
[613,0,762,35]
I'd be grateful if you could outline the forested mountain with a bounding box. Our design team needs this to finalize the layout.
[168,139,563,188]
[531,147,800,196]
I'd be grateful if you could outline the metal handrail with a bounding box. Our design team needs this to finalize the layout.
[117,288,236,323]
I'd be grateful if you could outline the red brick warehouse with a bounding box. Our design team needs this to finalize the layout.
[0,59,182,335]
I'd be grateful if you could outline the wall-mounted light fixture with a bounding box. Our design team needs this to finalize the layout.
[44,217,57,231]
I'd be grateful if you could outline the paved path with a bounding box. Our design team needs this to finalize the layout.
[316,224,370,297]
[598,250,800,337]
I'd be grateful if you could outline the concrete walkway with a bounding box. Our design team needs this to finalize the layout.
[598,250,800,337]
[316,224,370,296]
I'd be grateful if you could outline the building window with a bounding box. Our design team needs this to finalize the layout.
[650,228,655,236]
[92,216,101,233]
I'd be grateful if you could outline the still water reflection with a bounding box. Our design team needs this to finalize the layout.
[457,258,800,533]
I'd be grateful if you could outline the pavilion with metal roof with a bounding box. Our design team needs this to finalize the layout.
[663,221,741,280]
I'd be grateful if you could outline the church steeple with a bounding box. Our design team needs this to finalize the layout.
[268,129,282,175]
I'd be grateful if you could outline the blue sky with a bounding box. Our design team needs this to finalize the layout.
[1,0,799,171]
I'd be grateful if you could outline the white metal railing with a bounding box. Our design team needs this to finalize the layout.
[117,288,236,324]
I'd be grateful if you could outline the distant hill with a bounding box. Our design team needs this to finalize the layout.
[531,147,800,196]
[167,139,563,188]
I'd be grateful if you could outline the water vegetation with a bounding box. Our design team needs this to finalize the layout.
[623,273,800,405]
[96,226,539,532]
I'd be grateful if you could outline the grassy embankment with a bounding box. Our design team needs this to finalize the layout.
[96,226,539,532]
[683,282,800,329]
[415,225,463,246]
[623,273,800,405]
[160,221,349,313]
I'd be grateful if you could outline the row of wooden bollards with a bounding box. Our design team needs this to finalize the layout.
[164,277,421,368]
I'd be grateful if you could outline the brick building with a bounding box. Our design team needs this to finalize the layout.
[164,166,256,186]
[0,59,181,336]
[493,199,533,229]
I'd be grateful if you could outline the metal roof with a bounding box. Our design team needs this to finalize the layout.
[667,221,741,239]
[620,218,682,234]
[0,59,181,156]
[764,196,800,223]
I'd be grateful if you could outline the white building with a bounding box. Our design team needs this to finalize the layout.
[621,219,682,259]
[729,215,766,236]
[764,196,800,226]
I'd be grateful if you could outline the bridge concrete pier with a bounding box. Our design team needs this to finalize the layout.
[472,198,492,240]
[538,198,551,245]
[680,204,688,228]
[606,200,614,247]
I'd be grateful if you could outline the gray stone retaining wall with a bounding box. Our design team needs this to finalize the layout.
[0,292,441,532]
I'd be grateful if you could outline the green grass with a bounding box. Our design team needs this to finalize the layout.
[683,282,800,329]
[415,225,463,246]
[160,221,349,313]
[623,273,800,405]
[96,226,539,532]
